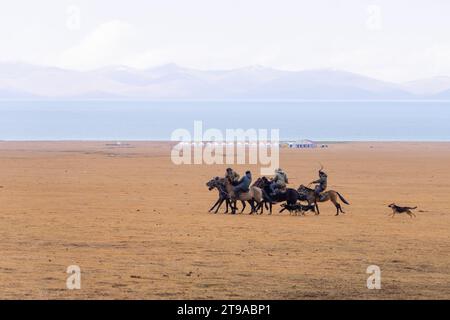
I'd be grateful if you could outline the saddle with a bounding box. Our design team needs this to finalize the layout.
[274,186,287,195]
[234,186,250,196]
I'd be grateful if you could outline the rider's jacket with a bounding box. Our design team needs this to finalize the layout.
[313,174,327,191]
[273,171,288,187]
[236,173,252,191]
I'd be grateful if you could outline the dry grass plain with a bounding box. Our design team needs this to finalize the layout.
[0,141,449,299]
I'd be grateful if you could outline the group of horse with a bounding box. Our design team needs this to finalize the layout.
[206,175,350,216]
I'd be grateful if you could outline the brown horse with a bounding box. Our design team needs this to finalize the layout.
[297,185,349,216]
[224,177,264,214]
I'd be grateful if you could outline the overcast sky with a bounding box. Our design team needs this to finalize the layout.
[2,0,450,82]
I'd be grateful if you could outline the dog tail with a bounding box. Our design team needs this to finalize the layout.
[409,206,417,210]
[337,192,350,205]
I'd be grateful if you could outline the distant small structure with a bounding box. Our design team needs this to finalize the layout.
[105,141,131,147]
[285,139,318,149]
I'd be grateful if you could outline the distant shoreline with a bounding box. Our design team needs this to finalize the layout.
[1,140,450,143]
[2,99,450,103]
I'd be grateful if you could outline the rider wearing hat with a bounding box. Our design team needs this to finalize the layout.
[225,167,240,185]
[311,169,328,200]
[270,168,289,196]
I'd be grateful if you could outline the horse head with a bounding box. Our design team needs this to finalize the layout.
[206,176,220,190]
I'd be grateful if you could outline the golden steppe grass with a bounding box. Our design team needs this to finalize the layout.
[0,141,449,299]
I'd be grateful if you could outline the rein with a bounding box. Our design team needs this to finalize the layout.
[216,181,230,198]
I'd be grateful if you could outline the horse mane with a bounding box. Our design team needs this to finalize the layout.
[252,177,263,187]
[299,184,315,192]
[252,176,270,188]
[208,176,226,186]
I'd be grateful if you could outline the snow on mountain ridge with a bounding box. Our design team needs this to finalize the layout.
[0,62,449,100]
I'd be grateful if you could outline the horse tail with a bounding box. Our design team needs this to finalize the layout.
[336,192,350,205]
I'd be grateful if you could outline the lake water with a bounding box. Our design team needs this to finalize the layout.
[1,100,450,141]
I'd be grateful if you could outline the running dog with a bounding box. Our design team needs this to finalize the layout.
[280,203,316,215]
[388,203,417,218]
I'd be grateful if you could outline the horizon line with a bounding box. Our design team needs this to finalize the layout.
[2,99,450,103]
[2,139,450,143]
[2,60,450,85]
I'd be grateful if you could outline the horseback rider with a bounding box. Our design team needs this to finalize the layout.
[225,167,240,185]
[310,169,327,201]
[234,170,252,197]
[270,168,289,196]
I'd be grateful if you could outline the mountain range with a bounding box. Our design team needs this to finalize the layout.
[1,62,450,100]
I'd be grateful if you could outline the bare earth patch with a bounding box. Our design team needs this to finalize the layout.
[0,141,449,299]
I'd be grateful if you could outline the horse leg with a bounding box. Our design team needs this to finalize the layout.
[256,201,262,213]
[240,200,246,213]
[214,198,225,213]
[224,199,229,213]
[256,200,262,214]
[248,200,256,214]
[209,198,221,213]
[253,200,260,214]
[251,199,258,214]
[231,200,237,214]
[315,202,320,215]
[234,200,239,214]
[331,196,344,215]
[248,200,255,214]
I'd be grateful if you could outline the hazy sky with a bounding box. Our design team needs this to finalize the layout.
[2,0,450,82]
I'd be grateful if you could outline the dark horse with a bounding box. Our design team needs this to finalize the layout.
[253,177,305,214]
[206,177,247,214]
[297,185,349,216]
